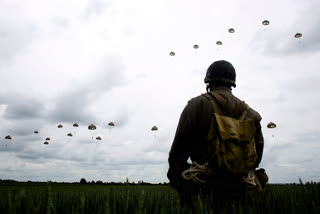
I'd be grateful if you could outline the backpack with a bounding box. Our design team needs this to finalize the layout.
[203,92,257,176]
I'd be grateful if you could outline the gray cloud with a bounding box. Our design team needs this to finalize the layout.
[0,93,49,138]
[49,90,94,124]
[249,1,320,56]
[261,131,320,183]
[48,56,127,124]
[2,100,46,121]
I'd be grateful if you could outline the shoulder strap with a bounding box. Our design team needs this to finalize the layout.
[239,102,250,121]
[203,93,250,120]
[203,92,223,115]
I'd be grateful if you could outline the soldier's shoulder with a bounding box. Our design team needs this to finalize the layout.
[188,93,211,105]
[232,94,262,122]
[247,106,262,122]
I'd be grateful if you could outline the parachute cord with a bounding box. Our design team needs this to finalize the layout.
[181,161,212,183]
[243,170,257,187]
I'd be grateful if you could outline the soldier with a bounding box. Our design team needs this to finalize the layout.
[167,60,265,206]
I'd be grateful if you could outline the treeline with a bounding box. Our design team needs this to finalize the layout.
[0,178,169,186]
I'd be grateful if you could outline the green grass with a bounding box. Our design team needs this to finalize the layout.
[0,182,319,214]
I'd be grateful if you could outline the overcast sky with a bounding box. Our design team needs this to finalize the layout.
[1,0,320,184]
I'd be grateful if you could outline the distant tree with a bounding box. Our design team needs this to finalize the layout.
[80,178,87,184]
[96,180,103,184]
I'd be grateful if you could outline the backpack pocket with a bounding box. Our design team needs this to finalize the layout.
[212,113,257,175]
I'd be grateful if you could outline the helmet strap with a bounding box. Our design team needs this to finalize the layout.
[206,84,210,92]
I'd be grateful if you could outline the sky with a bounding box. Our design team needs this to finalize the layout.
[0,0,320,184]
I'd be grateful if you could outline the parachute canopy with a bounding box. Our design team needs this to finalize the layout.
[34,131,39,134]
[88,124,96,130]
[151,126,158,131]
[193,44,199,49]
[46,137,51,141]
[44,141,49,145]
[262,20,270,25]
[169,52,175,56]
[228,28,235,33]
[295,33,302,38]
[108,122,115,126]
[5,135,12,140]
[57,124,63,128]
[216,41,222,45]
[73,123,79,127]
[96,136,102,140]
[67,133,73,137]
[267,122,276,128]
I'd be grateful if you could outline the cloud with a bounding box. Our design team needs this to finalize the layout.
[1,98,46,121]
[48,90,94,124]
[48,56,127,124]
[261,131,320,183]
[0,93,48,137]
[249,1,320,56]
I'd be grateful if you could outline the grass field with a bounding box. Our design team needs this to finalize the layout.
[1,182,319,214]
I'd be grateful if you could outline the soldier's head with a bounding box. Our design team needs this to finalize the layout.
[204,60,236,92]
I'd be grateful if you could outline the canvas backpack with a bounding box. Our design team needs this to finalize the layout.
[203,92,257,176]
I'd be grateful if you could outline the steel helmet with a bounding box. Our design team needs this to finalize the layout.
[204,60,236,87]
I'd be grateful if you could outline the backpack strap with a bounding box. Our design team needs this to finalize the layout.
[203,93,250,120]
[203,93,223,115]
[239,102,250,121]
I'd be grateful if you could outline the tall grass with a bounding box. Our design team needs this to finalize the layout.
[0,182,319,213]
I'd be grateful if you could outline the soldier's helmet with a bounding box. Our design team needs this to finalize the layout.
[204,60,236,87]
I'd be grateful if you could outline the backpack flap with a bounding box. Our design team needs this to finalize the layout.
[213,113,257,175]
[214,113,255,143]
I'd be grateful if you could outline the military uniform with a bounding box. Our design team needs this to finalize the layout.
[167,86,264,204]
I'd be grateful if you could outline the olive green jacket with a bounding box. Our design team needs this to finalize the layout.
[167,86,264,189]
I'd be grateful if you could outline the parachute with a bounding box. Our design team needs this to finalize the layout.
[67,133,73,137]
[88,124,96,130]
[169,52,175,56]
[44,141,49,145]
[193,44,199,49]
[88,124,97,141]
[108,122,115,126]
[57,124,63,128]
[5,135,12,140]
[295,33,302,38]
[34,131,39,134]
[96,136,102,140]
[262,20,270,25]
[46,137,51,141]
[267,122,276,128]
[151,126,158,138]
[228,28,235,33]
[72,123,79,135]
[216,41,222,45]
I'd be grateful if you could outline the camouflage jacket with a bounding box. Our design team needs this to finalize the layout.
[167,86,264,189]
